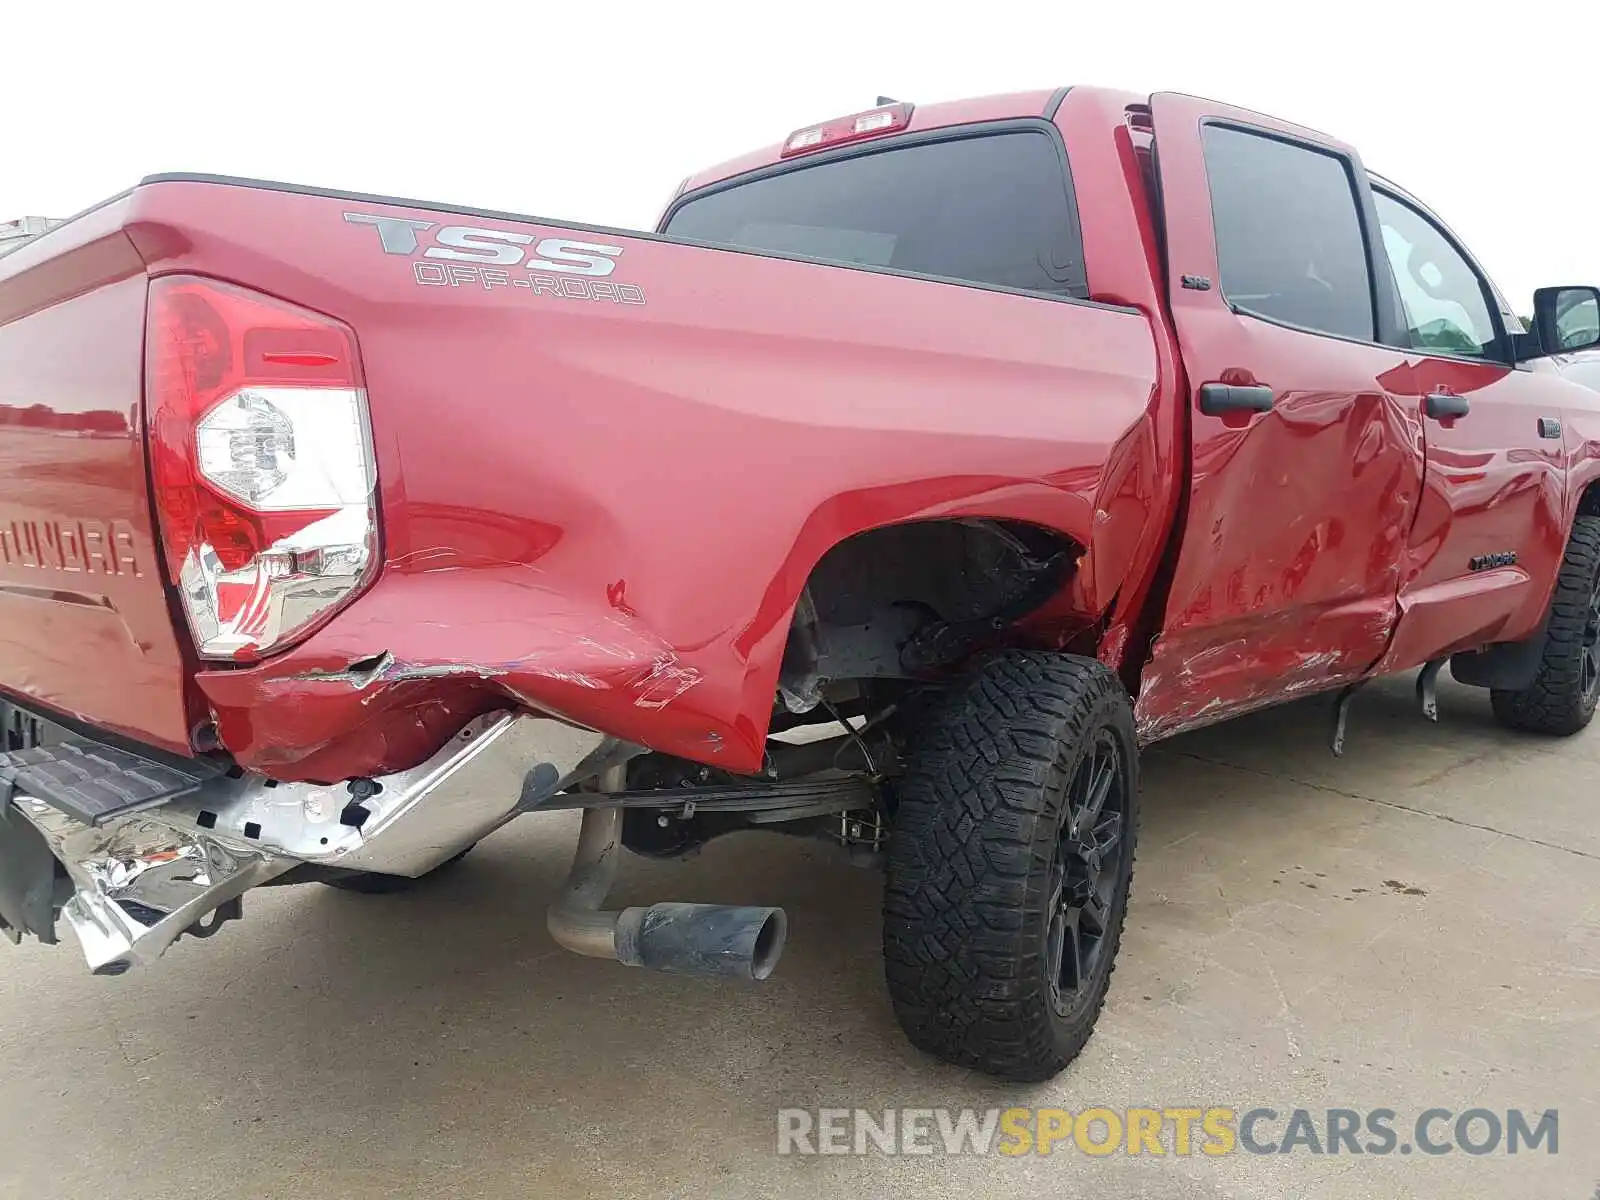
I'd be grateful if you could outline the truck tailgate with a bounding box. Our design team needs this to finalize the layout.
[0,216,195,753]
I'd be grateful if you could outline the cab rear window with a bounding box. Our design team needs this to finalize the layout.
[665,131,1088,299]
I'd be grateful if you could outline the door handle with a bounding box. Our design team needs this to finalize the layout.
[1198,383,1275,415]
[1424,390,1470,419]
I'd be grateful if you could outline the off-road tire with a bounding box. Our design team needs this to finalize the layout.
[321,846,473,894]
[1491,515,1600,736]
[884,651,1138,1082]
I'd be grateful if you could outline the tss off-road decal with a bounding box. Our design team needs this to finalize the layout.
[344,212,646,305]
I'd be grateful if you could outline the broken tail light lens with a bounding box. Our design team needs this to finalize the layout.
[145,275,378,661]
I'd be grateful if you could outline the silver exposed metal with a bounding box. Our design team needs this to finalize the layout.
[10,711,605,973]
[13,798,287,975]
[155,712,604,877]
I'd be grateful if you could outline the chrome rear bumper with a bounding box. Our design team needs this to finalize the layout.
[4,712,604,974]
[14,799,288,974]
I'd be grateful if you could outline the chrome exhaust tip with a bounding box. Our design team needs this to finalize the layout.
[546,800,787,982]
[615,902,787,981]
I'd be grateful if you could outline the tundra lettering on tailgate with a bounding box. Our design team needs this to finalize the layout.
[0,515,141,576]
[344,212,647,306]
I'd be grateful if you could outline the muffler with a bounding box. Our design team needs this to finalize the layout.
[547,787,786,982]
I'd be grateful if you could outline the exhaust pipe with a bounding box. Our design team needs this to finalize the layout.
[546,775,787,982]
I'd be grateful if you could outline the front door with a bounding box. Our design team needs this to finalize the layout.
[1365,184,1567,671]
[1136,94,1425,740]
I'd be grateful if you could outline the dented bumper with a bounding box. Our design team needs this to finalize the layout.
[7,797,288,974]
[191,568,733,784]
[0,711,604,974]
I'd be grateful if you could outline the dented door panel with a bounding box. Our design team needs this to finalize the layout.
[1137,311,1424,738]
[1135,94,1423,740]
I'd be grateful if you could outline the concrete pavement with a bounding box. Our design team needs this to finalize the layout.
[1,671,1596,1199]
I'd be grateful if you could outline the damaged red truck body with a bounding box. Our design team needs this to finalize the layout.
[3,86,1599,1081]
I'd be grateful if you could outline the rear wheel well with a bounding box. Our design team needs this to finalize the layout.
[775,519,1081,717]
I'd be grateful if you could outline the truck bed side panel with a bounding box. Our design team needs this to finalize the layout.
[121,181,1161,779]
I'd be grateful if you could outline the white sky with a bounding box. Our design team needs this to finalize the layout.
[4,0,1595,312]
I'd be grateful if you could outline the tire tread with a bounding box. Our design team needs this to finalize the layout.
[883,651,1137,1082]
[1491,515,1600,736]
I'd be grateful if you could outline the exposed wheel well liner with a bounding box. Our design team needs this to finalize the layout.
[777,519,1081,707]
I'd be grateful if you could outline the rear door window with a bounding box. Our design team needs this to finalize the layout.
[1202,126,1376,342]
[665,131,1088,299]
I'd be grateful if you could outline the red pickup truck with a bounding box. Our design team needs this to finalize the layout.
[4,87,1599,1081]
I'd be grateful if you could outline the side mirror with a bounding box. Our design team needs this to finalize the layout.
[1534,285,1600,356]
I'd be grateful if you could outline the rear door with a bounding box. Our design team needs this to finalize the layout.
[1365,184,1567,670]
[1136,94,1425,739]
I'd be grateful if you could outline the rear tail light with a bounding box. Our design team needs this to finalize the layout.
[780,102,913,158]
[145,275,377,661]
